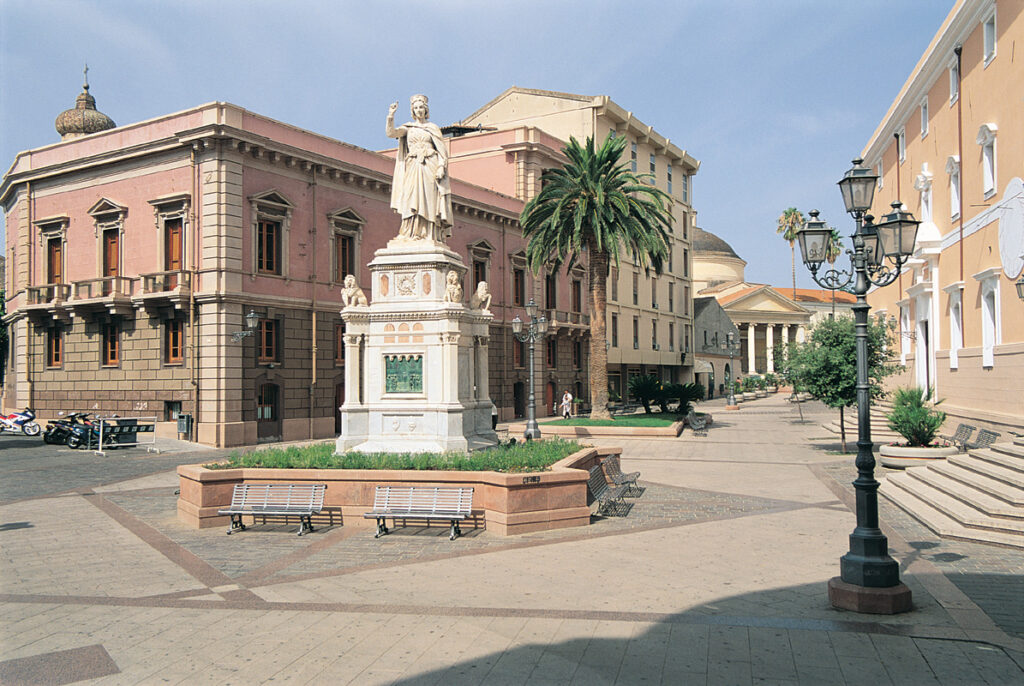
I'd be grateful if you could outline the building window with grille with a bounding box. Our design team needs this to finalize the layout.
[609,268,618,302]
[102,323,120,366]
[978,124,997,198]
[669,322,675,351]
[651,277,658,309]
[668,283,674,312]
[513,339,525,368]
[611,314,619,347]
[546,338,557,367]
[571,280,582,313]
[257,219,280,274]
[632,272,639,305]
[513,267,525,306]
[652,320,658,349]
[983,10,996,66]
[258,318,279,363]
[165,319,183,364]
[667,165,673,195]
[632,316,639,349]
[631,142,637,173]
[473,260,487,288]
[573,341,582,369]
[47,327,62,367]
[545,273,557,309]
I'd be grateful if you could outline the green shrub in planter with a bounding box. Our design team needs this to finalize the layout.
[628,374,661,414]
[886,386,947,447]
[764,373,778,386]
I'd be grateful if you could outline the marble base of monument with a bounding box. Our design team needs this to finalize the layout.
[336,242,498,454]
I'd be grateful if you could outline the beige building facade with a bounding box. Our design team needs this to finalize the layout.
[457,88,701,400]
[862,0,1023,433]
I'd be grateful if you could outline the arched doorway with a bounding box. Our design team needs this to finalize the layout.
[545,381,556,416]
[513,381,525,419]
[257,382,281,443]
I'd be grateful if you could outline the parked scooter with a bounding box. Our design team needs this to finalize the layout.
[65,414,119,450]
[0,408,41,436]
[42,412,91,445]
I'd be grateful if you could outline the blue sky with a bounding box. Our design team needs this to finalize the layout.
[1,0,952,290]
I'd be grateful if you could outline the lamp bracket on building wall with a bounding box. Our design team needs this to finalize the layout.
[231,310,259,342]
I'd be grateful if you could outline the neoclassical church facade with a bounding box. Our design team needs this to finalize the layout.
[691,226,855,389]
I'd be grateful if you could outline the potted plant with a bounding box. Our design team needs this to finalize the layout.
[879,387,957,468]
[764,373,778,393]
[754,376,768,398]
[741,376,758,401]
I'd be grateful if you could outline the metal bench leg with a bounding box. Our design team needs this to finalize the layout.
[449,521,461,540]
[297,516,313,536]
[227,514,246,535]
[374,517,389,538]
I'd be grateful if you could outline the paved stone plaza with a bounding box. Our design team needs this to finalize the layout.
[1,395,1022,684]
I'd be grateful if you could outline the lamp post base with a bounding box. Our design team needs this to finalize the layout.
[828,577,912,614]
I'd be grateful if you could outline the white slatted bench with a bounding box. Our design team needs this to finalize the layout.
[363,486,474,540]
[218,483,326,536]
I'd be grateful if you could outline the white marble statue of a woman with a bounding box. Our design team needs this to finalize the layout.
[386,94,453,244]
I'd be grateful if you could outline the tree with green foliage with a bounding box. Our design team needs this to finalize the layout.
[778,316,898,451]
[520,133,672,420]
[627,374,662,414]
[665,382,704,415]
[776,207,805,301]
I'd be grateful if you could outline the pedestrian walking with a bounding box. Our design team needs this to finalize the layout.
[560,390,573,419]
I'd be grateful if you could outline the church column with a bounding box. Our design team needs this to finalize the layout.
[782,324,790,347]
[766,324,775,374]
[747,323,756,374]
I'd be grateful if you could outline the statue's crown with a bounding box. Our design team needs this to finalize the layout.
[410,94,428,105]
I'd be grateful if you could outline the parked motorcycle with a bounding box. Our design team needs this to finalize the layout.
[0,408,41,436]
[42,412,91,445]
[66,414,120,450]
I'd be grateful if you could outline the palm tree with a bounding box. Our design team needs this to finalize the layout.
[825,228,844,316]
[776,208,805,301]
[520,134,672,420]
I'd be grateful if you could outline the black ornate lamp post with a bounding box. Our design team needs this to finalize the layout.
[722,332,738,406]
[511,299,549,440]
[231,310,260,342]
[797,158,920,614]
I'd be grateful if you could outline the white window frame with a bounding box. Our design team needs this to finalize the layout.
[898,302,911,365]
[920,96,929,138]
[681,174,690,205]
[327,208,365,285]
[914,163,933,223]
[249,190,293,279]
[896,128,906,164]
[945,155,960,221]
[667,164,673,195]
[877,161,884,190]
[982,9,997,67]
[943,283,963,370]
[973,268,1001,367]
[948,58,959,105]
[976,123,997,199]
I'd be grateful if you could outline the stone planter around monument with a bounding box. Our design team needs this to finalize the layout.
[742,392,756,401]
[767,386,778,393]
[878,444,958,469]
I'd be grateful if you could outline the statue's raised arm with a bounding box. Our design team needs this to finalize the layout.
[387,95,453,245]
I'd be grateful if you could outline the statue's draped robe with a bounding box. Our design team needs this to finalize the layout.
[390,121,453,242]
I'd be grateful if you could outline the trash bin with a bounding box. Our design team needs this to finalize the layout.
[176,413,193,436]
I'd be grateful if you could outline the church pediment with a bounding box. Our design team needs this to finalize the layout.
[722,286,811,315]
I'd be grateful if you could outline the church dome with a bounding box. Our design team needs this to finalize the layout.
[693,226,741,259]
[55,74,115,140]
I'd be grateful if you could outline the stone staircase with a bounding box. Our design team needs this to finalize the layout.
[879,435,1024,549]
[822,400,902,444]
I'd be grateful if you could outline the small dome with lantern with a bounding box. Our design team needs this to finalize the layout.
[54,67,116,140]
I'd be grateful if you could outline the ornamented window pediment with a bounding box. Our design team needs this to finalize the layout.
[944,155,960,175]
[976,123,998,146]
[328,207,365,228]
[468,239,495,261]
[250,190,294,217]
[34,215,70,245]
[87,198,127,220]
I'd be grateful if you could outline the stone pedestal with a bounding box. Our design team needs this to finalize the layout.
[828,577,913,614]
[336,242,498,454]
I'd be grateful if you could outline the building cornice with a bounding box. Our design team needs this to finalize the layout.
[861,0,993,165]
